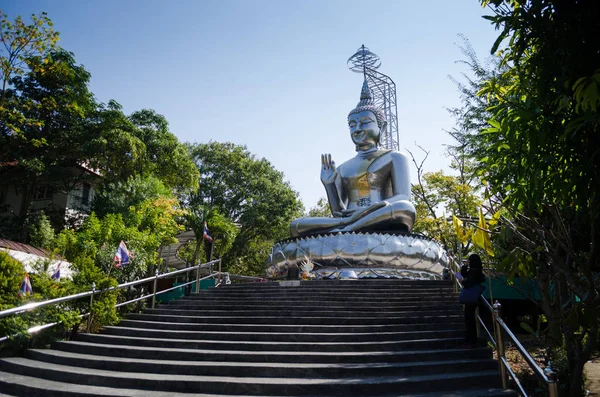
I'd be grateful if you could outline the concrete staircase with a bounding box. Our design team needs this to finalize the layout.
[0,279,517,396]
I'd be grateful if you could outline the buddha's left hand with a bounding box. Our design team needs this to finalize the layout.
[342,201,387,222]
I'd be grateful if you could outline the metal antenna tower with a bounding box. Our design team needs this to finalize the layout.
[347,45,399,151]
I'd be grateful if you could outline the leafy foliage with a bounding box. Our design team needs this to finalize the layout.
[27,211,55,249]
[0,10,59,100]
[407,144,483,257]
[187,142,304,275]
[182,205,237,266]
[450,2,600,395]
[128,109,198,191]
[0,47,96,240]
[0,11,193,350]
[0,251,25,306]
[307,197,332,218]
[55,199,182,284]
[93,175,172,219]
[85,104,198,193]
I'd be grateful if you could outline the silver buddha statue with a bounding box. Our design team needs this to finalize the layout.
[290,80,416,238]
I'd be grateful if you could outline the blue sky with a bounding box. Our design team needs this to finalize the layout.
[3,0,500,209]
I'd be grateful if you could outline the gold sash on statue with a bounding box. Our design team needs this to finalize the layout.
[352,150,391,206]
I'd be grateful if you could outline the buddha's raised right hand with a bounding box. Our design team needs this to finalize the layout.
[320,153,337,185]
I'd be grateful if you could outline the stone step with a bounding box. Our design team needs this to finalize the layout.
[202,287,457,299]
[187,284,454,291]
[0,369,517,397]
[116,319,465,333]
[164,301,461,309]
[170,297,458,306]
[192,284,454,291]
[181,293,459,304]
[27,349,498,378]
[187,288,457,299]
[143,307,463,318]
[124,313,462,325]
[0,279,513,396]
[51,341,493,364]
[216,280,454,288]
[178,297,459,306]
[74,333,466,352]
[102,325,464,342]
[0,357,502,395]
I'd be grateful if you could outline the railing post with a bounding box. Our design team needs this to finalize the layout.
[195,261,201,293]
[87,282,96,333]
[493,301,508,389]
[218,258,222,285]
[545,362,559,397]
[475,306,481,338]
[152,269,159,309]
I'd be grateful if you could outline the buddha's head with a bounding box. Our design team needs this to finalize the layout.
[347,80,387,151]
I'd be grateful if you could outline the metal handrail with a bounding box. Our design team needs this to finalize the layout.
[0,259,220,319]
[0,290,95,319]
[501,356,528,396]
[477,297,497,350]
[0,258,223,342]
[496,314,554,385]
[114,273,217,308]
[446,254,558,397]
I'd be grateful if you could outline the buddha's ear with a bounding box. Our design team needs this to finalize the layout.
[380,120,388,132]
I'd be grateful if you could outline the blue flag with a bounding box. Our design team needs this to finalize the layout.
[113,240,131,268]
[19,274,33,296]
[203,222,213,242]
[51,262,61,280]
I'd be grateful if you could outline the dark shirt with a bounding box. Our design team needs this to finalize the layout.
[460,265,485,289]
[287,265,300,280]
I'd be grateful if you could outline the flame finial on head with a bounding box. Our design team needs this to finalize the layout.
[360,79,373,102]
[348,78,386,128]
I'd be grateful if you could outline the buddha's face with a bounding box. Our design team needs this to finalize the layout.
[348,110,380,150]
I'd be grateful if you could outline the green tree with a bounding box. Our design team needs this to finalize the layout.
[128,109,198,191]
[0,251,27,349]
[0,48,96,241]
[55,194,183,284]
[0,11,59,103]
[187,142,304,275]
[450,2,600,394]
[86,105,198,193]
[0,251,24,306]
[408,145,482,256]
[182,205,238,266]
[307,197,332,218]
[44,199,180,333]
[92,175,172,219]
[27,211,55,249]
[85,100,145,185]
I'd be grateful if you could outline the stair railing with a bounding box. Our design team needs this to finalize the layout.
[0,258,222,343]
[447,256,559,397]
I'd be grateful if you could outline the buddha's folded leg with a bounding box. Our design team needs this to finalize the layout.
[339,200,416,233]
[290,217,345,238]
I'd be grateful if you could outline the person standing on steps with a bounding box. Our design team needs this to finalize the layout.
[460,254,486,347]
